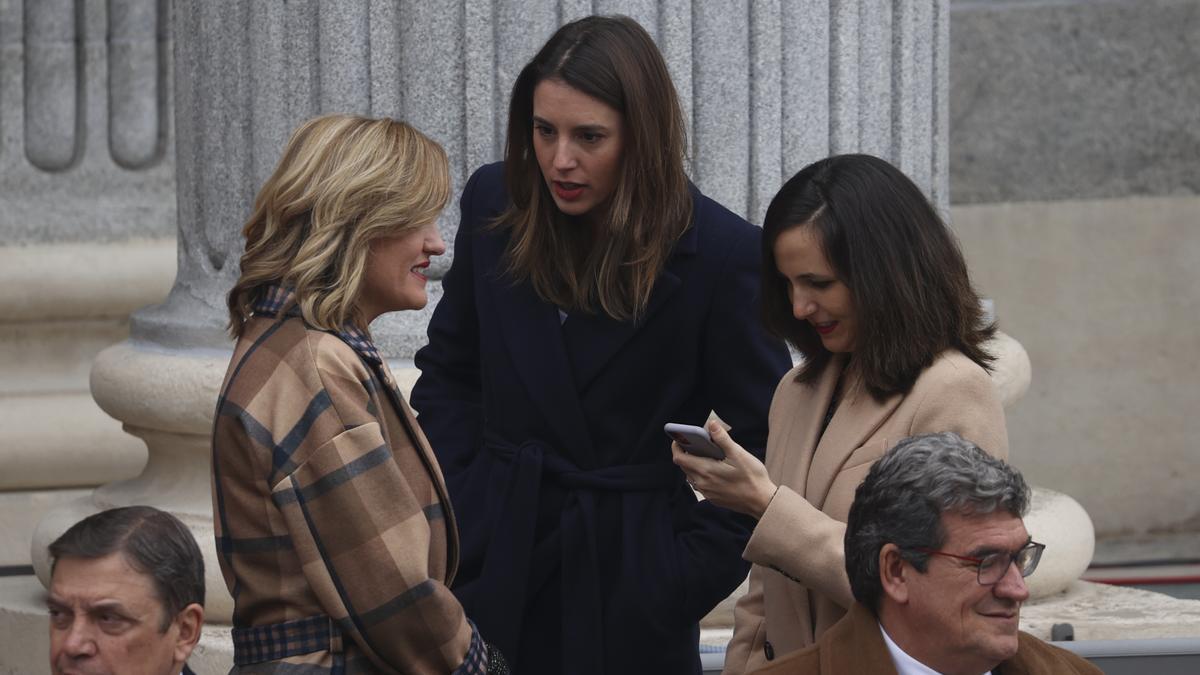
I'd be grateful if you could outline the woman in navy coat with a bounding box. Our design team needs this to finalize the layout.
[411,16,791,674]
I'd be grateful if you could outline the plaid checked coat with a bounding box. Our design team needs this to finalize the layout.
[212,306,485,674]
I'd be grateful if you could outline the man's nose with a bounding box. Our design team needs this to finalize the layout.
[993,559,1031,602]
[61,619,98,657]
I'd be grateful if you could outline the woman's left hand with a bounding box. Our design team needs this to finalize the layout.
[671,421,778,519]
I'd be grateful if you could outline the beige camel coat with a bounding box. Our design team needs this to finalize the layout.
[723,350,1008,674]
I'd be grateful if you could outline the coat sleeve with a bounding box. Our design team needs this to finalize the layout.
[411,167,487,476]
[742,485,855,609]
[270,343,486,675]
[674,222,794,622]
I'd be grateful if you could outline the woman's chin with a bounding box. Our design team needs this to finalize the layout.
[400,295,428,311]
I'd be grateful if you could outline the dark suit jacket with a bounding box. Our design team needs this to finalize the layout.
[749,603,1103,674]
[412,162,791,674]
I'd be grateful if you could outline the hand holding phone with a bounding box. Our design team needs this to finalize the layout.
[664,422,726,460]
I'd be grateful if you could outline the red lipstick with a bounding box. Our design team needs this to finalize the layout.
[411,261,430,282]
[553,181,585,201]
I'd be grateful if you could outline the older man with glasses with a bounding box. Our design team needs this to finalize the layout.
[750,432,1100,675]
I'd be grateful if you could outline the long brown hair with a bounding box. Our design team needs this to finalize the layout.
[497,15,692,321]
[227,115,450,338]
[760,154,995,399]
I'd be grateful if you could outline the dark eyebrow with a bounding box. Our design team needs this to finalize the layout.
[530,116,610,135]
[794,273,835,283]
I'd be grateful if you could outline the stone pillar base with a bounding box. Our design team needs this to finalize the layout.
[0,489,92,569]
[29,340,234,622]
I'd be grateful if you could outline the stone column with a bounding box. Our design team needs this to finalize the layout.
[0,0,175,570]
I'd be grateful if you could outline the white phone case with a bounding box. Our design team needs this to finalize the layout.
[664,422,726,460]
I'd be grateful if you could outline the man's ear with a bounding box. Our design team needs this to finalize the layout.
[879,543,910,605]
[173,603,204,664]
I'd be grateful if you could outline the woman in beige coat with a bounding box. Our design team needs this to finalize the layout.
[672,154,1008,674]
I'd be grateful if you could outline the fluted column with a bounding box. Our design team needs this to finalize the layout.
[0,0,175,571]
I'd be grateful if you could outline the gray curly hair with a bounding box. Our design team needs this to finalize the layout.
[844,432,1029,612]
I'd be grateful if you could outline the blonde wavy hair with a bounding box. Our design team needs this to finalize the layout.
[227,114,450,339]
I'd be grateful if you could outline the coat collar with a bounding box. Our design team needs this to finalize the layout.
[252,285,382,365]
[821,603,901,673]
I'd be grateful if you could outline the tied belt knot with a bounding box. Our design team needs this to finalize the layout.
[473,437,680,675]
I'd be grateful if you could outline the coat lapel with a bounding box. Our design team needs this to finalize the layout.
[480,234,595,459]
[773,355,845,489]
[560,267,682,392]
[849,604,900,674]
[806,366,903,509]
[374,361,462,576]
[560,193,701,392]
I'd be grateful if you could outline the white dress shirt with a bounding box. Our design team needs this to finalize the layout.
[879,622,992,675]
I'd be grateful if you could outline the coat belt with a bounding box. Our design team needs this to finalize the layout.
[473,436,680,675]
[231,614,343,665]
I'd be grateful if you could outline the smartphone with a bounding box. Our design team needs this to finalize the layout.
[664,422,726,460]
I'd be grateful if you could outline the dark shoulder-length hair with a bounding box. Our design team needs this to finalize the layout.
[760,154,995,399]
[496,15,692,321]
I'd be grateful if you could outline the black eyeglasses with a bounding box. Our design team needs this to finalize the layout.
[912,541,1046,585]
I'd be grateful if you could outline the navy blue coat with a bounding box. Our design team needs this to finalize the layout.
[412,163,791,674]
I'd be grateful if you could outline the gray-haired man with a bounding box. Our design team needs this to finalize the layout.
[751,432,1099,675]
[46,506,205,675]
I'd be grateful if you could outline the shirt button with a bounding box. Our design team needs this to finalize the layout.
[764,640,775,660]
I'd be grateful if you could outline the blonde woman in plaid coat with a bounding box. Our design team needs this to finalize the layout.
[214,115,505,674]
